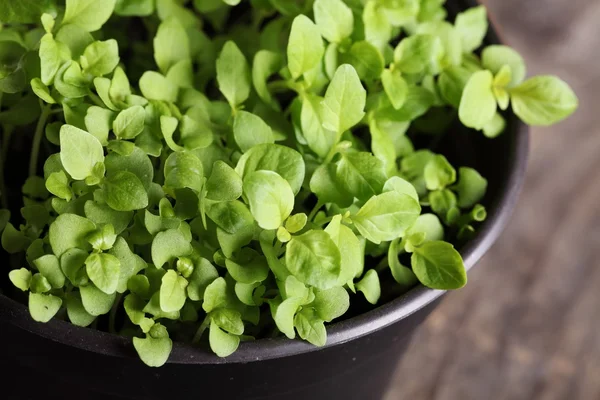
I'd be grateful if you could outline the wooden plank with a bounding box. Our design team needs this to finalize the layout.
[385,1,600,399]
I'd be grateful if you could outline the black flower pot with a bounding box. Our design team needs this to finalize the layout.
[0,1,528,399]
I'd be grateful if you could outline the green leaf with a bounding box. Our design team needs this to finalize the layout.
[406,213,444,244]
[209,321,240,357]
[313,0,354,43]
[9,268,32,291]
[29,293,62,323]
[164,151,204,192]
[109,66,131,103]
[203,277,228,313]
[80,39,120,76]
[84,106,114,145]
[344,41,384,82]
[105,146,154,190]
[363,1,392,52]
[154,17,190,74]
[294,308,326,346]
[151,228,192,268]
[394,34,443,75]
[312,286,349,322]
[236,143,305,195]
[252,50,283,110]
[381,69,408,110]
[30,273,52,293]
[133,330,173,367]
[80,283,116,316]
[216,41,251,108]
[459,70,496,130]
[66,292,96,327]
[187,257,219,301]
[139,71,179,102]
[324,215,364,285]
[243,170,294,230]
[454,5,488,53]
[388,238,418,287]
[353,191,421,244]
[482,112,506,138]
[31,78,56,104]
[233,111,274,152]
[310,163,353,207]
[55,24,94,59]
[205,161,242,202]
[109,236,147,293]
[211,308,244,335]
[0,0,54,24]
[60,125,105,181]
[416,21,462,67]
[271,297,303,339]
[63,0,117,32]
[115,0,155,16]
[113,106,145,140]
[336,152,387,201]
[481,45,526,87]
[383,176,419,202]
[87,224,117,251]
[39,33,61,85]
[60,248,89,286]
[104,171,149,211]
[411,241,467,289]
[225,251,269,284]
[84,201,132,235]
[510,76,578,126]
[5,216,34,248]
[286,229,341,289]
[85,252,121,294]
[285,213,307,234]
[355,269,380,304]
[453,167,488,208]
[206,200,253,234]
[49,214,96,257]
[160,270,188,313]
[287,15,324,80]
[424,154,456,191]
[300,93,337,158]
[321,64,366,134]
[438,66,473,108]
[33,254,65,289]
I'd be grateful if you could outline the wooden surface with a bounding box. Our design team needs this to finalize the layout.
[385,1,600,399]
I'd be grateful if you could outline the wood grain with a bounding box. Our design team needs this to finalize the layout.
[385,1,600,399]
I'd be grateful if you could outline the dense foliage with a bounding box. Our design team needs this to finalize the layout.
[0,0,577,367]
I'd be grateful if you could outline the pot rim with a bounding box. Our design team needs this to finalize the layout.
[0,0,530,366]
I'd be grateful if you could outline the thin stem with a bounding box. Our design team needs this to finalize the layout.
[29,104,52,177]
[192,315,211,344]
[307,200,324,222]
[0,92,6,209]
[314,216,334,226]
[109,293,124,334]
[374,257,389,273]
[88,92,105,108]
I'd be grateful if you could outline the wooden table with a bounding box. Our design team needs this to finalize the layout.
[385,1,600,399]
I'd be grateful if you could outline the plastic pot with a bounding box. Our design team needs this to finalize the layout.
[0,1,529,399]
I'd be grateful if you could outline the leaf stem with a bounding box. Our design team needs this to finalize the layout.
[109,292,124,334]
[29,104,52,177]
[192,315,211,344]
[0,92,7,209]
[307,200,324,222]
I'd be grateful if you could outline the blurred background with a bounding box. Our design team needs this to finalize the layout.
[385,0,599,399]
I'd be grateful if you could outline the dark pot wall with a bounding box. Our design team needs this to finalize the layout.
[1,299,440,400]
[0,1,529,399]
